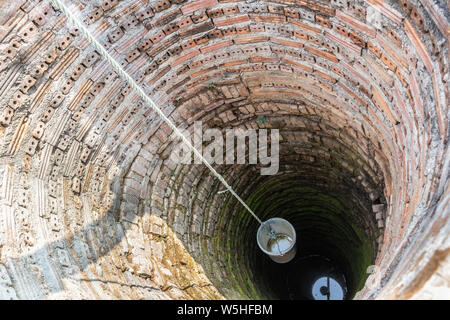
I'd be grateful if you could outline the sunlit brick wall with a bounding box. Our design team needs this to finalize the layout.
[0,0,448,299]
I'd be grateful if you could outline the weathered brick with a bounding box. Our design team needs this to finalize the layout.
[282,57,313,72]
[305,45,339,63]
[288,17,321,33]
[404,18,434,74]
[250,14,286,23]
[200,40,233,53]
[372,85,398,124]
[326,31,362,55]
[172,49,201,66]
[336,10,377,38]
[181,0,218,15]
[271,37,303,49]
[214,14,249,27]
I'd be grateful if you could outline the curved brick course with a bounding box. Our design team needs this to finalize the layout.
[0,0,448,299]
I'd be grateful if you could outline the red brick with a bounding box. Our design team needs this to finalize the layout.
[172,49,200,66]
[372,85,398,124]
[153,0,171,13]
[432,71,446,138]
[250,56,278,63]
[234,36,268,45]
[125,49,141,63]
[338,81,368,107]
[191,10,209,23]
[147,65,171,85]
[317,80,333,92]
[181,40,196,50]
[409,71,425,121]
[180,21,215,38]
[150,30,165,44]
[271,37,303,49]
[340,61,370,87]
[410,6,427,33]
[294,30,308,41]
[136,7,154,22]
[101,0,119,11]
[177,16,193,29]
[191,66,216,78]
[347,3,366,20]
[207,8,224,18]
[376,33,409,70]
[250,14,286,23]
[363,52,394,86]
[330,66,344,77]
[315,15,332,29]
[279,65,293,73]
[268,5,284,14]
[222,59,247,67]
[222,5,239,15]
[222,27,237,36]
[359,84,371,99]
[387,29,402,48]
[326,31,361,55]
[368,41,382,58]
[336,10,377,38]
[208,29,223,40]
[284,7,299,19]
[381,53,397,72]
[282,57,313,73]
[348,31,365,48]
[305,45,339,63]
[288,17,321,33]
[308,1,335,16]
[236,25,250,34]
[138,37,155,52]
[334,24,349,37]
[395,68,409,88]
[315,70,337,83]
[404,18,434,74]
[163,23,179,36]
[147,36,178,57]
[195,35,209,45]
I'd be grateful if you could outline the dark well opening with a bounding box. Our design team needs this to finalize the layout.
[248,176,376,299]
[209,168,381,300]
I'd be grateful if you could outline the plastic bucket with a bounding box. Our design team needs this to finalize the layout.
[257,218,297,263]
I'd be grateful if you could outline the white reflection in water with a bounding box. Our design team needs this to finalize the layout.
[312,276,344,300]
[267,233,293,254]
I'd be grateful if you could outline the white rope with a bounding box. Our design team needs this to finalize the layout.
[51,0,264,225]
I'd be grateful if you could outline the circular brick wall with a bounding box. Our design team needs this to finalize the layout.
[0,0,448,299]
